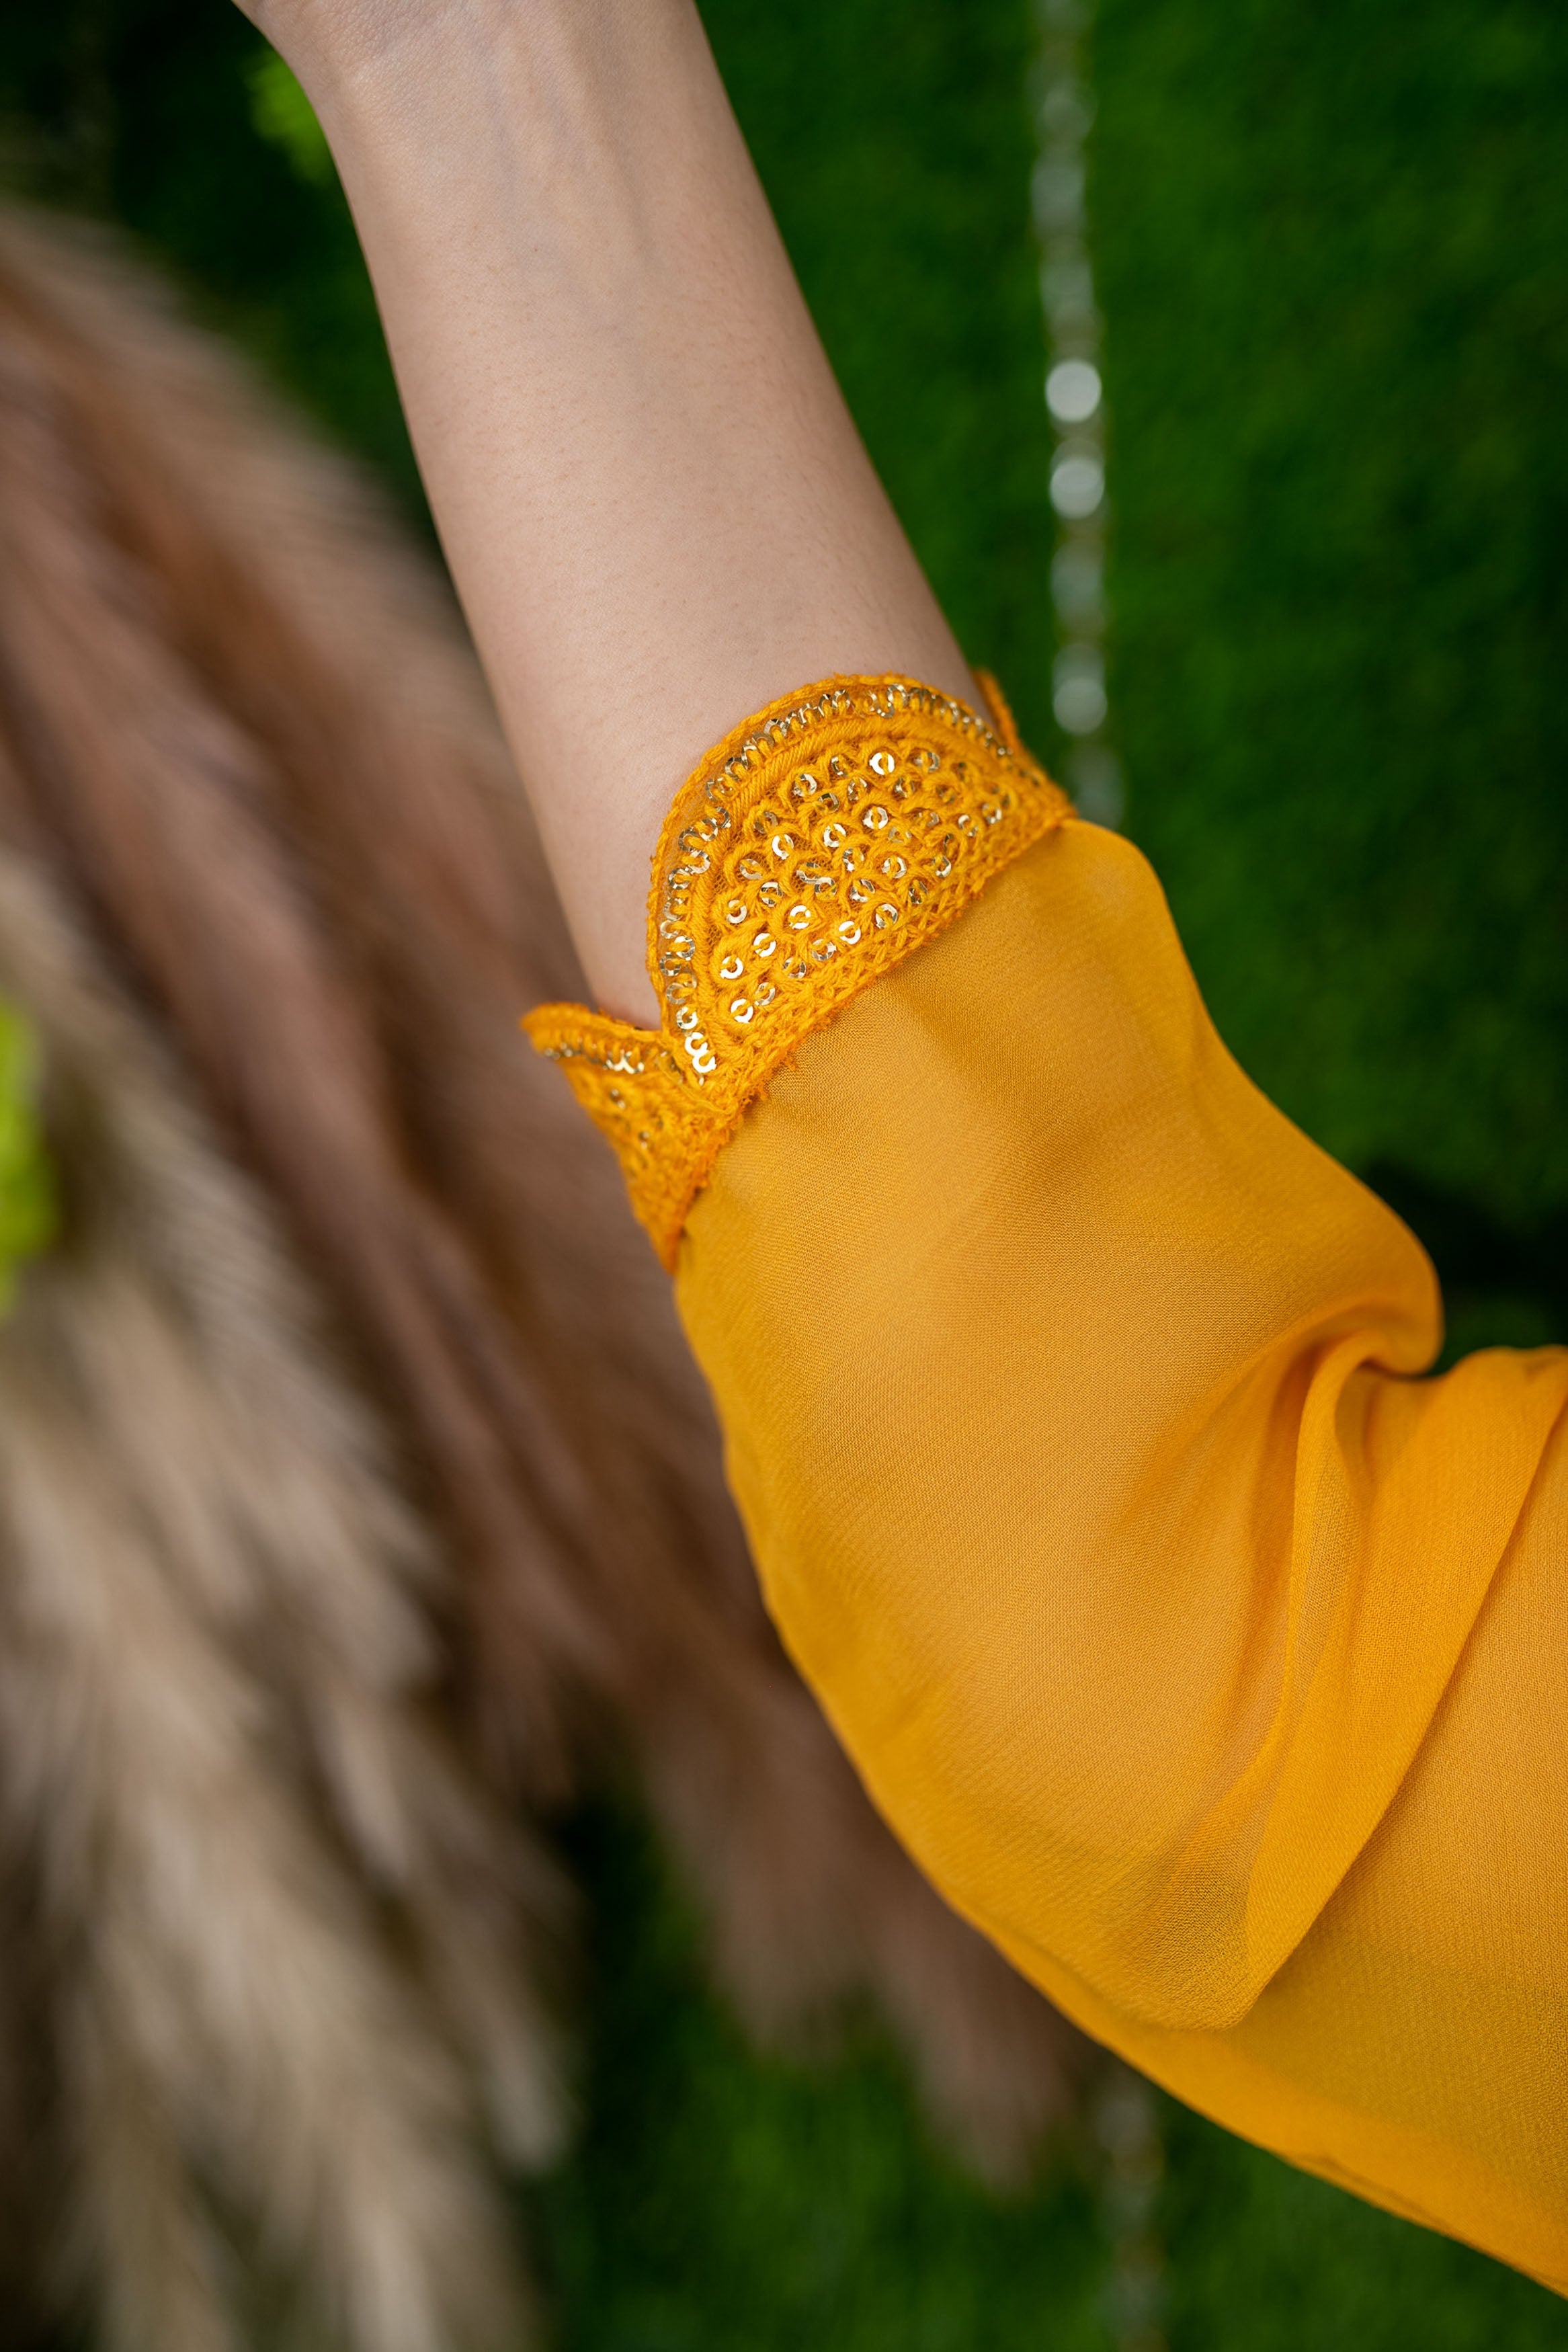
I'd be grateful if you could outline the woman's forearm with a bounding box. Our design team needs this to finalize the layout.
[269,0,971,1022]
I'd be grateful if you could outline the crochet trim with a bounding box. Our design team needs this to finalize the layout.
[524,673,1071,1266]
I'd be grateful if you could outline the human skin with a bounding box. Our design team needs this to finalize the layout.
[233,0,974,1024]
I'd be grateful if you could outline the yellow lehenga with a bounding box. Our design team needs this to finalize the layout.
[529,676,1568,2292]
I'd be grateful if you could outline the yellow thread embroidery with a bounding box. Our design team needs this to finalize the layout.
[525,674,1071,1266]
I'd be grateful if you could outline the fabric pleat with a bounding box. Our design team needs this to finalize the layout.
[675,817,1568,2292]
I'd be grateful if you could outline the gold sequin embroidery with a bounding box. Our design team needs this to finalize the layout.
[524,673,1071,1266]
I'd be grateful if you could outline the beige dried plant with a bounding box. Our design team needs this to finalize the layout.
[0,849,563,2351]
[0,202,1084,2348]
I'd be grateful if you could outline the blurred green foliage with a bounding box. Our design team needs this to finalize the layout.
[244,48,331,186]
[1160,2091,1568,2352]
[1,0,1565,2343]
[1096,0,1568,1250]
[0,1004,54,1310]
[529,1803,1568,2351]
[525,1808,1108,2352]
[0,0,417,495]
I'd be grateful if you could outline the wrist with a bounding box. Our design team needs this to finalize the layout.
[262,0,515,136]
[261,0,680,147]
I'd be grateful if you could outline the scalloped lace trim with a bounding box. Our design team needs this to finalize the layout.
[524,672,1071,1266]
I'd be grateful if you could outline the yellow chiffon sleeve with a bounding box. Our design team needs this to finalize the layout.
[527,677,1568,2292]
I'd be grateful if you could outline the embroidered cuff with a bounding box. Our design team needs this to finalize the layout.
[524,673,1071,1267]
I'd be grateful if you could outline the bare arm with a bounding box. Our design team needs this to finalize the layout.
[249,0,972,1023]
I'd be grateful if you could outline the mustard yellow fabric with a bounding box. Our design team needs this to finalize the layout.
[529,680,1568,2288]
[526,674,1068,1264]
[676,813,1568,2292]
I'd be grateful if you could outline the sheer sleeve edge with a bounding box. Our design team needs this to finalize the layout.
[524,670,1071,1266]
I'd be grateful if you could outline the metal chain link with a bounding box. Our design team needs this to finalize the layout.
[1032,0,1124,827]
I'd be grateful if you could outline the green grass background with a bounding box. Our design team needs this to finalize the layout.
[2,0,1565,2343]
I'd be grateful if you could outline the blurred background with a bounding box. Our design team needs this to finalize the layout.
[0,0,1565,2345]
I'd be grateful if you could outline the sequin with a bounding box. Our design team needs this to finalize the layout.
[523,672,1069,1266]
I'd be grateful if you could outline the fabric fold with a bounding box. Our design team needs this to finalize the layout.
[664,783,1568,2285]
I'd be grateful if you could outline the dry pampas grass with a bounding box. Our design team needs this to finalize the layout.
[0,848,561,2351]
[0,204,1084,2347]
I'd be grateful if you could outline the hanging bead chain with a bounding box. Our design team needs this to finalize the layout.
[1094,2064,1169,2352]
[1032,0,1124,827]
